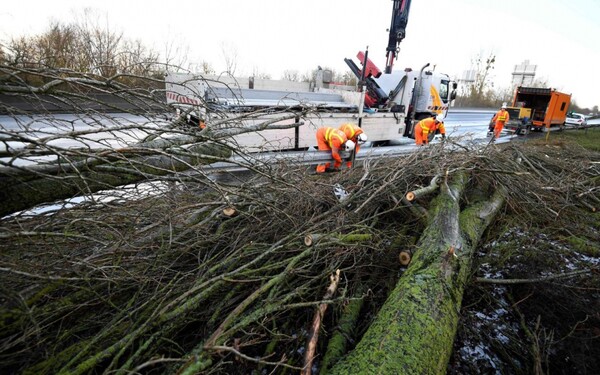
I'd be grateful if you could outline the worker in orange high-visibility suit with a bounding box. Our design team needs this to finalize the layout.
[490,104,510,139]
[339,123,368,168]
[315,127,355,173]
[414,114,446,146]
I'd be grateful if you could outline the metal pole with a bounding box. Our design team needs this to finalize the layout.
[352,47,369,170]
[357,46,369,127]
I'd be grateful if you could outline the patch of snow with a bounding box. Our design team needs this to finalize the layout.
[575,252,600,266]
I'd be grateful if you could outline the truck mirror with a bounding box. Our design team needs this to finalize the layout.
[450,90,457,101]
[452,82,458,90]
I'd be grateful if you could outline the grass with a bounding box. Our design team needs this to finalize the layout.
[556,126,600,152]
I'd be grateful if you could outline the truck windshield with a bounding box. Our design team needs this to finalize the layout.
[440,80,449,102]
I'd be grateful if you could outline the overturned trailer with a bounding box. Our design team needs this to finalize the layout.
[165,64,455,152]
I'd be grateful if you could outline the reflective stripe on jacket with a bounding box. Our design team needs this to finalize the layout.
[417,117,446,136]
[325,127,346,149]
[493,109,510,124]
[339,123,363,142]
[317,127,347,166]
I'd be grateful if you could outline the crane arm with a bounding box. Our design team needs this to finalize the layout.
[385,0,412,74]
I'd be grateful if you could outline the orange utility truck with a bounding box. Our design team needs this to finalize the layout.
[504,86,571,135]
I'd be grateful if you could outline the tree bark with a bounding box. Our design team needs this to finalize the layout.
[331,173,505,374]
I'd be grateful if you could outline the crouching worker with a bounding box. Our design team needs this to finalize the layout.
[315,127,355,174]
[414,114,446,146]
[339,123,368,168]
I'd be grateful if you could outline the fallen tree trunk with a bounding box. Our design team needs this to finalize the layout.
[0,141,233,217]
[331,172,506,374]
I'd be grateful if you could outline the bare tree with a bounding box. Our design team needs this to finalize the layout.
[72,8,124,77]
[3,36,36,67]
[162,38,190,73]
[188,60,215,75]
[455,50,497,107]
[341,70,358,86]
[282,69,300,82]
[251,66,271,79]
[33,22,79,70]
[221,41,238,76]
[117,39,161,78]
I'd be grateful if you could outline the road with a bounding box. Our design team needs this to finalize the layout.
[1,109,599,170]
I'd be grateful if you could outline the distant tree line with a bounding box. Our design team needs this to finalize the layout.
[0,12,165,90]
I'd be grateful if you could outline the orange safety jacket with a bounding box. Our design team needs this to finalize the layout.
[416,117,446,142]
[492,109,510,126]
[317,127,347,165]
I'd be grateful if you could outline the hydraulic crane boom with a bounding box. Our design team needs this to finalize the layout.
[385,0,412,74]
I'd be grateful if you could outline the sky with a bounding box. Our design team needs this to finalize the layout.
[1,0,599,109]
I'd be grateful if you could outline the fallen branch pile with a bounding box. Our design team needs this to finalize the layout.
[1,134,599,374]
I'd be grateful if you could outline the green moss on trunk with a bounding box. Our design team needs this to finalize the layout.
[330,175,505,374]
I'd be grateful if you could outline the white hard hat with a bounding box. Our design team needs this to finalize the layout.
[501,103,507,109]
[357,133,368,144]
[344,140,356,152]
[435,114,444,122]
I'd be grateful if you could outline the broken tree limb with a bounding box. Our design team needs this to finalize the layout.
[580,200,597,213]
[208,345,302,371]
[475,269,594,284]
[303,233,373,247]
[404,174,441,202]
[330,174,506,375]
[302,269,341,375]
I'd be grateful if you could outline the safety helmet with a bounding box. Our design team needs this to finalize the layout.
[344,140,356,152]
[357,133,368,144]
[501,103,507,109]
[435,114,444,122]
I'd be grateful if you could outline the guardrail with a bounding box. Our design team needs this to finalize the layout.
[0,93,166,114]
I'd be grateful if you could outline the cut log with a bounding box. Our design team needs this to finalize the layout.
[303,233,373,247]
[404,174,440,202]
[222,207,238,217]
[398,250,412,266]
